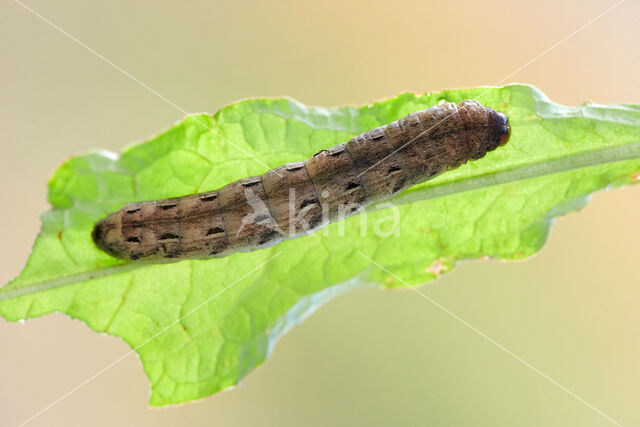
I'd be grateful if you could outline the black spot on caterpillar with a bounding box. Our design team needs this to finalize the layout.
[92,100,510,262]
[199,193,217,202]
[206,227,225,236]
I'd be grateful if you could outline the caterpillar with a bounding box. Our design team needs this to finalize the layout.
[92,99,510,262]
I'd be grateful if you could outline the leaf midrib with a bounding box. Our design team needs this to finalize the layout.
[2,141,639,302]
[390,142,640,206]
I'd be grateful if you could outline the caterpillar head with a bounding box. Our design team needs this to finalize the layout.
[457,100,510,160]
[490,109,511,149]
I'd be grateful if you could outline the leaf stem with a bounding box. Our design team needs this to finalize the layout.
[0,264,141,301]
[2,142,640,302]
[389,142,640,206]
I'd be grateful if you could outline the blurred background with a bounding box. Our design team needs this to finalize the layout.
[1,0,639,426]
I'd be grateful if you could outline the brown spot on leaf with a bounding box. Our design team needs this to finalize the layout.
[426,258,446,277]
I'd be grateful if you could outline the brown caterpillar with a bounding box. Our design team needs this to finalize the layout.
[92,100,510,262]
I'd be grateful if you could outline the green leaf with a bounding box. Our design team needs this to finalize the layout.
[1,84,639,406]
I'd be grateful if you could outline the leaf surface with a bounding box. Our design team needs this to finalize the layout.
[1,84,639,405]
